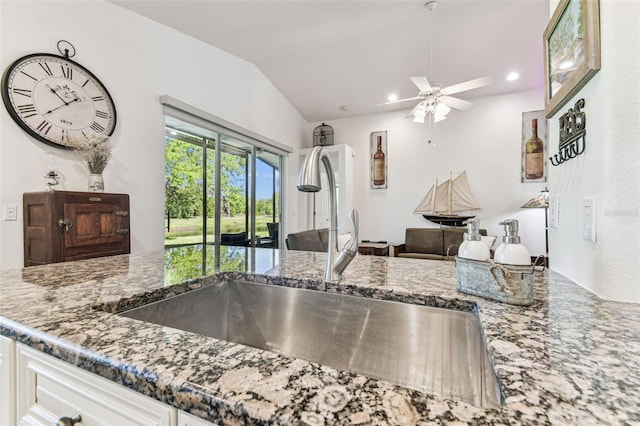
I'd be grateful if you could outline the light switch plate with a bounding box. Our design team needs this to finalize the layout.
[2,204,17,221]
[582,197,596,242]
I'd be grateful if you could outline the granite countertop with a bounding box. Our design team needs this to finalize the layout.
[1,247,639,425]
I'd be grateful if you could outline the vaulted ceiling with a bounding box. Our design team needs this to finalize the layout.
[112,0,549,122]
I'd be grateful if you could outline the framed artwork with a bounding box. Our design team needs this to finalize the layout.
[521,110,548,183]
[543,0,600,118]
[370,130,387,189]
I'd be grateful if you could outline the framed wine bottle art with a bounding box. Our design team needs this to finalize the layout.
[370,130,387,189]
[521,110,548,183]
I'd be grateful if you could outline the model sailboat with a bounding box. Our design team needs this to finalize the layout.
[413,171,480,226]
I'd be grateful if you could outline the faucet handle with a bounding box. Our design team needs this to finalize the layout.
[342,209,359,253]
[348,209,359,242]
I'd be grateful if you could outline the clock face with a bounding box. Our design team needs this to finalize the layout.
[1,53,117,149]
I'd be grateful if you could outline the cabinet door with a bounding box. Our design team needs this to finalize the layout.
[0,335,15,426]
[64,201,128,248]
[177,411,215,426]
[16,344,176,425]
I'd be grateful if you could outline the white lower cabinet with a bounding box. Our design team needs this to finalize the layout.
[12,343,215,426]
[1,335,16,426]
[177,412,216,426]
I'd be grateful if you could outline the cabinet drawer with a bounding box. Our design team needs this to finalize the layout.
[16,344,176,426]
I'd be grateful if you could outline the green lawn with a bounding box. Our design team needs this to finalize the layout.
[165,215,275,246]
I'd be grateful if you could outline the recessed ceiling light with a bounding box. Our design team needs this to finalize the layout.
[506,72,520,81]
[387,94,398,102]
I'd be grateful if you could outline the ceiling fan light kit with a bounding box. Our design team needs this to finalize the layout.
[382,1,491,127]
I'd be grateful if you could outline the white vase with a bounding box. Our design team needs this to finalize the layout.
[88,174,104,192]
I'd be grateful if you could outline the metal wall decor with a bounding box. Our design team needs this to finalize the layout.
[550,98,586,166]
[312,123,334,146]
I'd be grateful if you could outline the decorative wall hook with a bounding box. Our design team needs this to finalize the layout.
[44,170,60,191]
[550,99,586,166]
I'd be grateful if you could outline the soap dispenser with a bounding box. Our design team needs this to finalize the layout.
[458,219,490,261]
[494,219,531,265]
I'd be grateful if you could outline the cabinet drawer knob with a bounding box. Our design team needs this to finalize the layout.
[116,228,129,235]
[57,218,73,231]
[56,415,82,426]
[114,210,129,217]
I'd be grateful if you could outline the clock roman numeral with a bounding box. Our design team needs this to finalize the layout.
[36,120,52,135]
[82,79,90,88]
[39,62,53,76]
[12,88,32,98]
[95,110,109,119]
[17,104,37,118]
[90,122,105,133]
[20,70,37,81]
[92,96,105,102]
[61,65,73,80]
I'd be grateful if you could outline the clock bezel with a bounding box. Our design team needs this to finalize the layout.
[1,53,117,150]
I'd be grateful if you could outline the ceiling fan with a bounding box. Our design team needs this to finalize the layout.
[382,1,491,124]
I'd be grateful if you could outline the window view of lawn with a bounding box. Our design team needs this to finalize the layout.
[165,215,275,246]
[164,119,280,248]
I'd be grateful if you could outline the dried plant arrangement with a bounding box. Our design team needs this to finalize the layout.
[69,135,112,174]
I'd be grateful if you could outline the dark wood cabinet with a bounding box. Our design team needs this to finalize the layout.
[23,191,130,267]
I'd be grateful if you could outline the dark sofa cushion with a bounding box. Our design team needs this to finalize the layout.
[404,228,443,255]
[286,228,329,252]
[220,232,248,245]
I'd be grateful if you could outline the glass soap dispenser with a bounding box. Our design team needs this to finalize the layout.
[494,219,531,265]
[458,219,490,261]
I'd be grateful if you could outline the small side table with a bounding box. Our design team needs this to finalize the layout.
[358,242,390,256]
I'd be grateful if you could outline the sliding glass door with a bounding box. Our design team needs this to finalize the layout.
[164,116,282,251]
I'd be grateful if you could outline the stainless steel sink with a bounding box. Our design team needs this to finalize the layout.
[119,280,501,408]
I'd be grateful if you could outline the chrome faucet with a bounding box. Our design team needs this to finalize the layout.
[297,146,359,281]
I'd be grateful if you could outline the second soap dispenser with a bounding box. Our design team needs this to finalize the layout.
[458,219,490,261]
[494,219,531,265]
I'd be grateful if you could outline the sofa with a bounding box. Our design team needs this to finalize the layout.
[393,227,488,260]
[286,228,352,252]
[286,228,329,252]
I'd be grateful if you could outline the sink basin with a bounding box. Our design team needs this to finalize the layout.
[119,280,501,408]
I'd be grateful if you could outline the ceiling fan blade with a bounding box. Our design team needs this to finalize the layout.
[376,96,423,106]
[440,96,474,111]
[441,76,491,96]
[410,77,432,93]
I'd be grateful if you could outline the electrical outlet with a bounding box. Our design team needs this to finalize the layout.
[582,197,596,242]
[3,204,17,221]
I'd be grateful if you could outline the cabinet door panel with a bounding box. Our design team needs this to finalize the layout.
[16,344,176,425]
[64,203,127,247]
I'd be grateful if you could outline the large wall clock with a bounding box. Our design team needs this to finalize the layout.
[1,49,117,149]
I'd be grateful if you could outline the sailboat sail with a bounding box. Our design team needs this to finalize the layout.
[413,171,480,225]
[449,172,480,212]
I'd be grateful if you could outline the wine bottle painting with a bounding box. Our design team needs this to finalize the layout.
[521,111,547,183]
[370,130,388,189]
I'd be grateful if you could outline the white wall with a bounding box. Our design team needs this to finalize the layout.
[0,0,307,270]
[547,0,640,302]
[307,89,547,255]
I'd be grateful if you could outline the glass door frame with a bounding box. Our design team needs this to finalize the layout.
[164,120,283,251]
